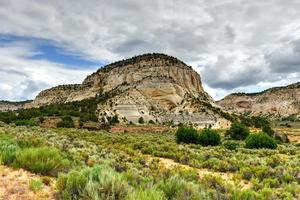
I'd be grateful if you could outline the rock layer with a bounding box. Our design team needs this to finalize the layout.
[218,82,300,117]
[1,53,228,127]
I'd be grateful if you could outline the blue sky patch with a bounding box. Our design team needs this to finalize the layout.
[0,34,107,69]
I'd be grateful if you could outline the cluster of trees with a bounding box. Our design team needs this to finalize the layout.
[226,122,277,149]
[176,126,221,146]
[0,97,99,125]
[176,121,278,149]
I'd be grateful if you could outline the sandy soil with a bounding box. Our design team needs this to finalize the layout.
[0,165,58,200]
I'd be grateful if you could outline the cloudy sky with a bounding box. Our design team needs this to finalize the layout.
[0,0,300,101]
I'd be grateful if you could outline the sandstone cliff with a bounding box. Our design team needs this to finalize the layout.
[218,82,300,117]
[0,100,32,111]
[2,54,230,127]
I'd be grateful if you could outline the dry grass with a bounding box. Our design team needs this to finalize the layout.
[148,156,251,190]
[0,165,58,200]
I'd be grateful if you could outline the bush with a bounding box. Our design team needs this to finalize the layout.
[176,126,198,144]
[29,179,43,192]
[138,117,144,124]
[57,171,88,199]
[198,129,221,146]
[223,141,240,150]
[14,120,38,127]
[15,147,70,175]
[57,116,75,128]
[262,125,275,136]
[58,165,131,200]
[245,133,277,149]
[226,123,250,140]
[126,188,165,200]
[0,134,20,165]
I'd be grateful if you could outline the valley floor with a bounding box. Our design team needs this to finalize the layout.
[0,124,299,199]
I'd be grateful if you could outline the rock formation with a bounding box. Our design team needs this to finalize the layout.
[1,53,230,127]
[0,100,32,111]
[218,82,300,117]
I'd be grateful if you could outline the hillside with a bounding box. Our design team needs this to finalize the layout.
[0,100,32,112]
[0,53,230,128]
[218,82,300,117]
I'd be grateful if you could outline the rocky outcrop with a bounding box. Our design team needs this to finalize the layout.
[1,53,230,127]
[0,100,32,111]
[218,82,300,117]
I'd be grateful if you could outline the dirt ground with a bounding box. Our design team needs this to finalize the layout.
[0,165,58,200]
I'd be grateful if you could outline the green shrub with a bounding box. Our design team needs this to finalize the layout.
[16,147,70,175]
[57,116,75,128]
[262,125,274,136]
[198,128,221,146]
[158,176,185,199]
[158,175,208,200]
[0,134,20,165]
[226,123,250,140]
[126,188,165,200]
[57,171,88,199]
[29,179,43,192]
[14,120,38,127]
[148,119,155,124]
[223,141,240,150]
[138,117,144,124]
[176,126,198,144]
[58,165,131,200]
[245,133,277,149]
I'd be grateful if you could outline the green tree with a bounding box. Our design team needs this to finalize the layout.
[138,117,144,124]
[226,122,250,140]
[245,133,277,149]
[176,126,198,144]
[198,128,221,146]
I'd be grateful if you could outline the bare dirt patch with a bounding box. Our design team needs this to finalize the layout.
[288,135,300,144]
[0,165,58,200]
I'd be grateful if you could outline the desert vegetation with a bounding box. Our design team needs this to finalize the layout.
[0,121,299,199]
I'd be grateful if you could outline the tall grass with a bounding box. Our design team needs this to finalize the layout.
[15,147,70,175]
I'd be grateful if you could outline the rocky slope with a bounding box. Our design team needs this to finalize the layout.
[0,100,32,112]
[218,82,300,117]
[1,54,230,127]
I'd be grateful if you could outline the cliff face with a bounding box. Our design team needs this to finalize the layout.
[218,82,300,117]
[0,101,32,112]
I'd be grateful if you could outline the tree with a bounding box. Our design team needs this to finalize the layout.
[176,126,198,144]
[57,116,75,128]
[226,122,250,140]
[198,128,221,146]
[245,132,277,149]
[138,117,144,124]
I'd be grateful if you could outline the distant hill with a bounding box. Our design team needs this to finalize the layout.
[0,53,230,128]
[218,82,300,117]
[0,100,32,111]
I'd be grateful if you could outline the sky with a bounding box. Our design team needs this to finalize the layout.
[0,0,300,101]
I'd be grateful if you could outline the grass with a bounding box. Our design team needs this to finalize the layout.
[0,125,299,199]
[29,179,44,192]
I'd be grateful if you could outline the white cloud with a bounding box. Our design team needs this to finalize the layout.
[0,0,300,100]
[0,42,96,101]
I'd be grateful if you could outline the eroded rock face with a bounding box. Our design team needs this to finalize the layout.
[2,53,227,126]
[29,54,205,107]
[218,82,300,117]
[0,101,32,111]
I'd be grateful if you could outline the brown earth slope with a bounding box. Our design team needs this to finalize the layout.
[218,82,300,117]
